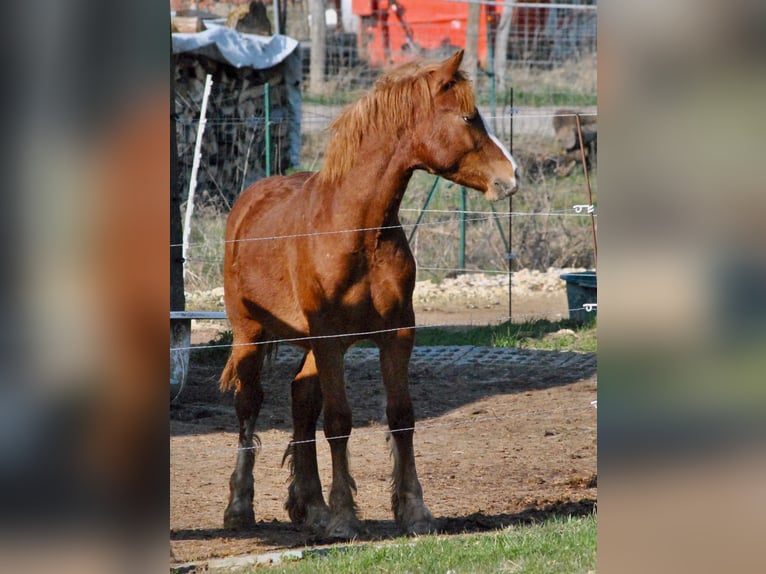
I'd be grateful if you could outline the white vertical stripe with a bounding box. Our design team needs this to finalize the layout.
[480,113,519,172]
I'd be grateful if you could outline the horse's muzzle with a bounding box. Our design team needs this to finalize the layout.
[487,174,519,201]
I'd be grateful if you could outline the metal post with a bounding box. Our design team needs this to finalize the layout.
[489,202,509,254]
[459,186,467,272]
[264,82,271,177]
[508,87,514,322]
[407,176,441,244]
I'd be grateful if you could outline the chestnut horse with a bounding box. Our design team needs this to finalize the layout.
[220,50,519,538]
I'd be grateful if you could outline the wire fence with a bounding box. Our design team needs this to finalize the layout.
[171,303,596,355]
[171,6,598,389]
[178,106,597,294]
[175,85,296,211]
[171,400,597,460]
[174,0,598,283]
[284,0,597,83]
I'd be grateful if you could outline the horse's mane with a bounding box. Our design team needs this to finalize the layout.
[318,59,475,184]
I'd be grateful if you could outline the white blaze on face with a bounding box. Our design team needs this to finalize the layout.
[480,113,520,175]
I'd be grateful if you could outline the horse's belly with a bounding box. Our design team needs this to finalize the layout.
[227,259,310,340]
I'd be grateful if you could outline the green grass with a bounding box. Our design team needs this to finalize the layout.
[301,84,596,109]
[183,204,227,294]
[190,329,233,365]
[415,318,596,353]
[302,91,364,106]
[257,514,596,574]
[476,89,597,108]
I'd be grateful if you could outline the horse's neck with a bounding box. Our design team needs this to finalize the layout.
[327,143,414,230]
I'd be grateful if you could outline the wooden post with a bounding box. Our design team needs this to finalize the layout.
[273,0,281,35]
[494,2,514,97]
[486,3,497,133]
[309,0,326,94]
[464,3,481,82]
[575,113,598,264]
[170,49,190,390]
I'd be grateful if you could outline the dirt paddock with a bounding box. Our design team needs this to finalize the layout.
[170,287,597,566]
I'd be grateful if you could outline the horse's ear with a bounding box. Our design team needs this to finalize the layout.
[431,49,464,91]
[443,49,464,74]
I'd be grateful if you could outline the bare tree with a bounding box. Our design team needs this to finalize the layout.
[309,0,326,94]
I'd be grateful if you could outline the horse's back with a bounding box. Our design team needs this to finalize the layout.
[227,172,315,241]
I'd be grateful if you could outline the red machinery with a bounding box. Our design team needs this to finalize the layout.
[352,0,503,66]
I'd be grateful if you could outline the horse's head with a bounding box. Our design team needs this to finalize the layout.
[415,50,520,201]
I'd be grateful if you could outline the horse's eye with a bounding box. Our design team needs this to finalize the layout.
[462,114,475,124]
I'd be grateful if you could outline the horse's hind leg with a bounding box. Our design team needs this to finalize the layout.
[379,328,436,535]
[221,338,266,530]
[284,351,331,532]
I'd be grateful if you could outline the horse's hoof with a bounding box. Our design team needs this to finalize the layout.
[223,506,255,530]
[324,512,367,540]
[405,517,438,536]
[397,502,437,536]
[305,504,332,534]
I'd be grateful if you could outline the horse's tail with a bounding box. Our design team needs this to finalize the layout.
[219,352,239,393]
[219,340,280,393]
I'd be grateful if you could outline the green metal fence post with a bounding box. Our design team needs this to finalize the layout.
[407,176,441,244]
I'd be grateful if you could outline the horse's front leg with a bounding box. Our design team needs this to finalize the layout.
[312,341,365,539]
[379,327,436,535]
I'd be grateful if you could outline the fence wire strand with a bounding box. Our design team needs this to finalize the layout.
[171,401,597,460]
[170,304,595,354]
[173,209,596,251]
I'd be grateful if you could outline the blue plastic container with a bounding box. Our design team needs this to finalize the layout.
[559,271,597,323]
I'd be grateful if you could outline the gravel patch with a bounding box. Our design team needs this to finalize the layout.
[413,267,585,309]
[185,268,586,312]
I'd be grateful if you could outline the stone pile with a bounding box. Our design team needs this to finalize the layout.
[412,268,583,309]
